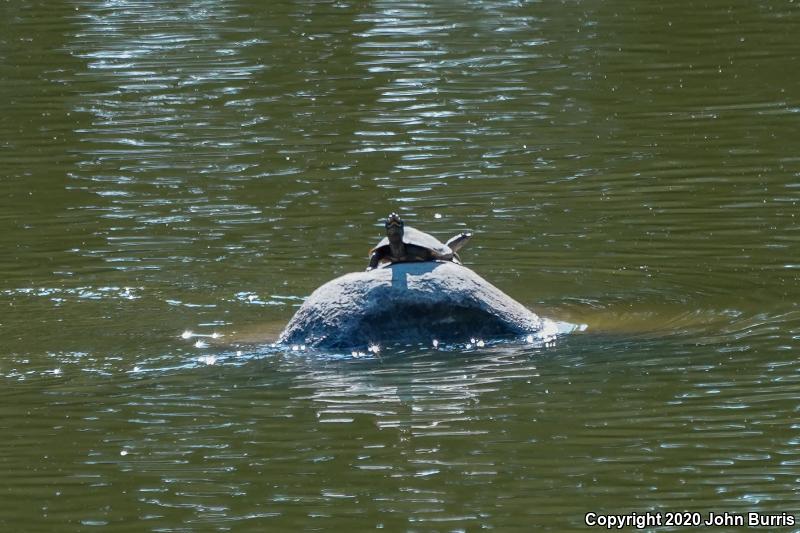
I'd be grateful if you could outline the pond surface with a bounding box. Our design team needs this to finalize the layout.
[1,0,799,530]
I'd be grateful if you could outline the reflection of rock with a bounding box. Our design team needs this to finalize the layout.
[279,262,552,350]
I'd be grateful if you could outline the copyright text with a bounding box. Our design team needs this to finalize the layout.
[584,511,795,529]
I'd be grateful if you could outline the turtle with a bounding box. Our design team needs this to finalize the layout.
[366,212,472,271]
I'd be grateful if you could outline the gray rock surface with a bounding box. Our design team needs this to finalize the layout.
[279,261,550,350]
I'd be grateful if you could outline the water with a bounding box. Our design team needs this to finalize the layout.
[1,0,799,530]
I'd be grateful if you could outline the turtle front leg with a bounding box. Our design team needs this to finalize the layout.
[366,251,381,271]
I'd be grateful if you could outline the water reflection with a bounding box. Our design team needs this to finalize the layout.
[68,0,267,271]
[4,328,799,529]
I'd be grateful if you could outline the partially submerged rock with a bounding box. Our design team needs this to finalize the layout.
[279,262,562,351]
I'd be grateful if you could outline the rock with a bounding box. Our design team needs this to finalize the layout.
[279,261,562,350]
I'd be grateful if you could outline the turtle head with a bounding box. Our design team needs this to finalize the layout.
[385,212,404,241]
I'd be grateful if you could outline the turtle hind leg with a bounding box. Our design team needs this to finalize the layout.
[446,232,472,253]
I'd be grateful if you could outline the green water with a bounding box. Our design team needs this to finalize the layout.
[1,0,799,530]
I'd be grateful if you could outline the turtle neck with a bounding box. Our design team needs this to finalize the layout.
[388,232,405,259]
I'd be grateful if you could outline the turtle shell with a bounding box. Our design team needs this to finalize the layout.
[372,226,453,259]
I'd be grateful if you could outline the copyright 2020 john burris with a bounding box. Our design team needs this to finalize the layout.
[585,511,796,529]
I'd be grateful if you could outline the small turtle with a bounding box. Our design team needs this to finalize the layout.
[367,213,472,271]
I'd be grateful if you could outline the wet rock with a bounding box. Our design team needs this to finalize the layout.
[279,261,553,350]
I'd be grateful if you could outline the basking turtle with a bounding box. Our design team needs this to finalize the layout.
[367,213,472,271]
